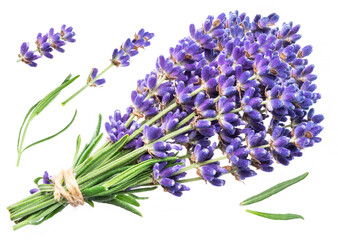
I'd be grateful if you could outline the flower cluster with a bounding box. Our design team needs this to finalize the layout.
[104,11,323,196]
[18,25,76,67]
[111,29,154,67]
[88,29,154,87]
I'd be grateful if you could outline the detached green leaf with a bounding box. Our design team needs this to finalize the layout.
[21,110,77,153]
[240,172,309,206]
[246,209,304,220]
[17,102,40,152]
[16,74,79,166]
[34,74,79,115]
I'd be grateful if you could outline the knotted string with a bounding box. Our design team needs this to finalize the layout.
[53,169,84,207]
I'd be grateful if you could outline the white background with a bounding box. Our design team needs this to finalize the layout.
[0,0,337,239]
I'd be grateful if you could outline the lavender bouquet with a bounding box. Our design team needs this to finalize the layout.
[8,11,323,230]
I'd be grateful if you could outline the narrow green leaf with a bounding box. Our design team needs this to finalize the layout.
[128,193,149,200]
[16,74,79,166]
[115,186,157,196]
[34,74,79,115]
[17,101,40,152]
[81,186,107,197]
[73,135,82,166]
[75,133,103,167]
[108,199,143,217]
[240,172,309,206]
[246,209,304,220]
[31,205,66,226]
[75,134,129,178]
[116,194,140,207]
[74,114,102,168]
[102,156,178,188]
[86,200,95,208]
[89,196,115,203]
[21,110,77,153]
[91,113,102,142]
[33,177,43,186]
[80,165,131,189]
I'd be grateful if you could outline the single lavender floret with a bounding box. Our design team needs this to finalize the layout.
[61,24,76,42]
[18,42,40,67]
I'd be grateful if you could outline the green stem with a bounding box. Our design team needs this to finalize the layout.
[61,83,91,106]
[176,155,229,175]
[62,63,115,106]
[127,101,178,142]
[177,176,204,184]
[17,115,34,166]
[125,114,136,128]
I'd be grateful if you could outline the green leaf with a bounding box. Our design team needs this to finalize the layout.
[33,177,43,186]
[116,194,140,207]
[75,134,129,178]
[21,110,77,153]
[246,209,304,220]
[81,186,107,197]
[17,102,40,152]
[86,200,95,208]
[34,74,79,115]
[90,113,102,142]
[73,135,82,166]
[128,193,149,200]
[108,199,143,217]
[73,114,103,168]
[102,156,178,188]
[240,172,309,206]
[16,74,79,166]
[75,133,103,167]
[115,186,157,196]
[31,205,66,226]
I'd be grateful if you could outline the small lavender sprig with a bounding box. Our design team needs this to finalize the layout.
[61,29,154,105]
[17,24,76,67]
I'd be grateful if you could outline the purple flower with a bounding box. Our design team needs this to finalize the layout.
[61,24,76,42]
[111,49,131,67]
[292,121,323,149]
[194,92,216,118]
[153,160,189,197]
[36,33,53,58]
[111,29,154,68]
[18,25,75,67]
[102,11,324,193]
[18,42,40,67]
[105,107,140,148]
[150,141,182,158]
[48,28,66,52]
[29,171,52,194]
[226,138,256,180]
[200,162,227,186]
[143,125,163,143]
[88,68,106,86]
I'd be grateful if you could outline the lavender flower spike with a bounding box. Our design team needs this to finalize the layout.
[17,24,75,67]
